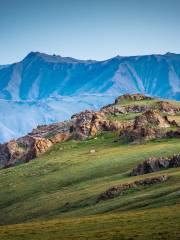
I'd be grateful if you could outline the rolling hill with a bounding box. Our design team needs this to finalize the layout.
[0,94,179,240]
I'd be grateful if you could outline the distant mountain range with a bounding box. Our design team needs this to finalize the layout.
[1,52,180,100]
[0,52,179,143]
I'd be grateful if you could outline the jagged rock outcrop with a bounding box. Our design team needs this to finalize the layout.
[30,121,73,143]
[124,104,150,113]
[169,155,180,167]
[71,110,105,139]
[103,96,180,117]
[166,116,180,127]
[115,93,153,104]
[0,108,124,168]
[97,175,168,202]
[134,109,170,129]
[0,93,179,169]
[101,105,126,115]
[131,157,169,176]
[119,110,170,142]
[71,110,122,140]
[0,120,74,168]
[102,104,151,115]
[131,154,180,176]
[157,101,180,114]
[0,136,52,168]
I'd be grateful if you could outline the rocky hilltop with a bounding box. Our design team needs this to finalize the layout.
[0,93,180,168]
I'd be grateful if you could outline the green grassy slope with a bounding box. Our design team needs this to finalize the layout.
[0,131,180,239]
[0,96,180,239]
[0,205,180,240]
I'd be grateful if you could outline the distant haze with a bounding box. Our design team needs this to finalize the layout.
[0,0,180,64]
[0,51,179,143]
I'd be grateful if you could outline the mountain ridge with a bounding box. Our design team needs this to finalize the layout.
[0,52,180,143]
[0,51,180,100]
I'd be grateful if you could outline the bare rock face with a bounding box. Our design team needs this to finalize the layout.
[134,110,170,129]
[169,154,180,168]
[157,101,180,114]
[120,110,170,142]
[0,120,73,168]
[30,121,72,143]
[134,174,168,185]
[0,136,52,168]
[166,116,180,127]
[97,175,168,202]
[97,183,136,202]
[102,104,150,115]
[124,104,150,113]
[131,157,170,176]
[0,108,124,168]
[115,93,152,104]
[101,105,126,115]
[0,93,179,169]
[131,154,180,176]
[71,110,102,139]
[71,110,113,140]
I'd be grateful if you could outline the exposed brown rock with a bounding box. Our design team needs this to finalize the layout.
[0,93,179,169]
[134,110,170,129]
[30,121,72,141]
[169,154,180,168]
[0,107,125,168]
[166,116,180,127]
[157,101,180,114]
[71,110,106,139]
[131,157,170,176]
[97,175,168,202]
[124,104,150,113]
[102,104,150,115]
[119,110,170,142]
[0,136,52,168]
[131,154,180,176]
[115,93,152,104]
[71,110,122,140]
[101,105,126,115]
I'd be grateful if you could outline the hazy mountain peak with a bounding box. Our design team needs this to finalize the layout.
[0,52,179,143]
[23,51,96,64]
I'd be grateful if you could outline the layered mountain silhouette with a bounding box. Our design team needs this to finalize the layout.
[0,52,180,100]
[0,52,179,142]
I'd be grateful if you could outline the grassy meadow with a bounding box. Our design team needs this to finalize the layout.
[0,130,180,239]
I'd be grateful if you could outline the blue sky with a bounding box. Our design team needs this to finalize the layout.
[0,0,180,64]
